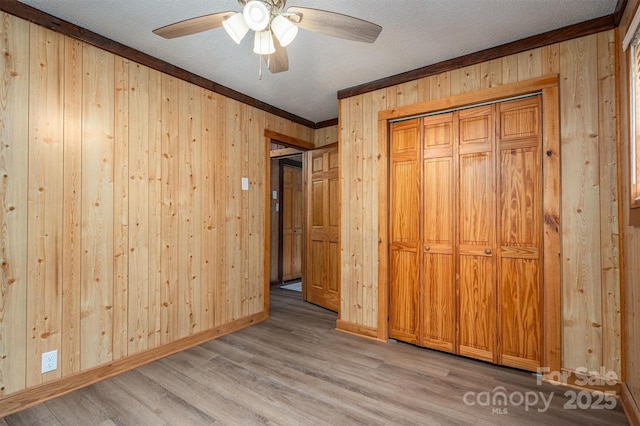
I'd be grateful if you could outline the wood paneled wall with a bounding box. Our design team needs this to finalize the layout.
[0,12,312,399]
[339,30,623,377]
[618,0,640,414]
[314,125,339,148]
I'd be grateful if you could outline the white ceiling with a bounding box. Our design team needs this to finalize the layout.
[17,0,617,124]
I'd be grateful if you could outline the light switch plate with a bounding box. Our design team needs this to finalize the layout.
[272,190,277,200]
[242,177,249,191]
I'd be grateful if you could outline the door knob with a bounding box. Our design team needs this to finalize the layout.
[485,248,492,255]
[424,245,430,252]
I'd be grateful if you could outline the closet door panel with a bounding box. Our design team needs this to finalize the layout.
[421,113,455,351]
[389,119,420,343]
[457,105,495,362]
[497,96,542,371]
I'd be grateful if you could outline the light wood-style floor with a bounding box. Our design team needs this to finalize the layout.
[1,288,628,425]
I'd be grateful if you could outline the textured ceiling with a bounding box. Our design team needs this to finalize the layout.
[17,0,617,123]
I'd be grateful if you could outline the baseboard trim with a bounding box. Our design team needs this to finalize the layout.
[0,312,267,417]
[622,383,640,426]
[335,319,387,343]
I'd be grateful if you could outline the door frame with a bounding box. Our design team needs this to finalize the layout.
[377,76,561,373]
[263,130,314,313]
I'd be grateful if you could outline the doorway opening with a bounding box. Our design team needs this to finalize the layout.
[264,130,313,311]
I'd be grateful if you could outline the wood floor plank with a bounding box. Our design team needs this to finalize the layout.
[1,288,629,425]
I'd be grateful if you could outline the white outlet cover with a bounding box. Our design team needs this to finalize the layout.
[272,190,277,200]
[42,349,58,374]
[242,177,249,191]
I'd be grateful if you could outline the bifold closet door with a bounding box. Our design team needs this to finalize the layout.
[389,119,420,344]
[456,105,496,363]
[496,96,542,371]
[420,113,455,352]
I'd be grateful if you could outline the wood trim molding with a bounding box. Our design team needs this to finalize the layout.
[0,0,316,129]
[264,130,314,150]
[614,0,630,26]
[315,118,339,128]
[339,16,614,99]
[622,383,640,425]
[378,76,559,121]
[377,118,390,342]
[0,312,267,417]
[541,85,562,373]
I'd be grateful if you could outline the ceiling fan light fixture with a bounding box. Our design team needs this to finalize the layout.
[271,15,298,47]
[243,1,270,31]
[253,30,275,55]
[222,12,250,44]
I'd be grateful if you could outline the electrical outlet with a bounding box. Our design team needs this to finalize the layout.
[41,350,58,374]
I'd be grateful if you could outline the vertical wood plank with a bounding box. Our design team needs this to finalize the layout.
[128,63,150,354]
[112,55,129,361]
[502,53,519,84]
[429,73,450,101]
[61,35,82,376]
[225,98,242,322]
[214,93,227,327]
[200,89,216,329]
[177,80,202,338]
[81,43,115,370]
[480,59,503,89]
[247,105,265,316]
[450,64,481,96]
[348,96,364,325]
[0,12,28,395]
[160,74,179,344]
[597,30,622,375]
[417,77,430,103]
[542,44,560,75]
[147,67,162,349]
[559,34,603,372]
[240,103,249,317]
[338,99,350,320]
[517,48,543,80]
[27,24,64,386]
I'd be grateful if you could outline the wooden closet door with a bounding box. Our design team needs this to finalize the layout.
[420,113,455,352]
[389,119,421,344]
[496,96,542,371]
[457,105,496,363]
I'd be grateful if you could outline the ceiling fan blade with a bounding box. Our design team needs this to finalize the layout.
[266,41,289,73]
[286,7,382,43]
[153,12,234,39]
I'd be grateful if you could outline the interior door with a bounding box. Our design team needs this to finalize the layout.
[282,163,303,281]
[305,145,340,311]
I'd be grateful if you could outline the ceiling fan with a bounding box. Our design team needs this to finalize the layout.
[152,0,382,74]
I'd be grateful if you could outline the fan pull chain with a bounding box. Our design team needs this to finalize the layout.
[258,54,263,80]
